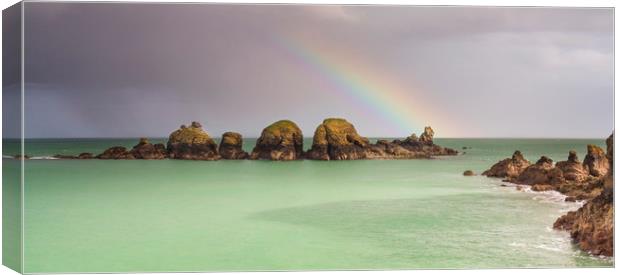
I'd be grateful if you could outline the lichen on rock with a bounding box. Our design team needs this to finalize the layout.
[250,120,303,160]
[167,121,220,160]
[306,118,370,160]
[219,132,249,160]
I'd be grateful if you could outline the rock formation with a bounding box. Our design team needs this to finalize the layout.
[419,126,434,145]
[167,121,220,160]
[306,118,369,160]
[583,144,609,177]
[96,146,135,159]
[130,138,167,159]
[555,150,589,182]
[463,170,475,176]
[306,119,457,160]
[554,133,614,257]
[514,156,564,186]
[482,151,531,179]
[396,128,459,156]
[219,132,249,160]
[250,120,303,160]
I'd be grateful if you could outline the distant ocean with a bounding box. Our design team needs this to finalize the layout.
[2,138,613,272]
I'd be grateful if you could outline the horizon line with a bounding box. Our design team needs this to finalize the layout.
[2,136,611,140]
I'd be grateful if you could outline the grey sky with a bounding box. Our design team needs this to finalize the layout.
[15,3,614,138]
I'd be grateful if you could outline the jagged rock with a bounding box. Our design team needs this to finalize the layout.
[250,120,303,160]
[219,132,249,160]
[419,126,434,145]
[514,156,564,186]
[463,170,475,176]
[167,122,220,160]
[482,151,531,179]
[399,128,458,156]
[130,138,167,159]
[583,144,609,177]
[554,195,613,256]
[555,150,589,182]
[96,146,135,159]
[554,132,614,257]
[305,118,369,160]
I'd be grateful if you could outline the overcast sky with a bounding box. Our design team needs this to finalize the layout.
[14,3,614,138]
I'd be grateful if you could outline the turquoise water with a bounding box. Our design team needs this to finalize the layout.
[2,138,614,272]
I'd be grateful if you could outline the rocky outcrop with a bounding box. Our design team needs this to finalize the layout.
[167,122,220,160]
[419,126,434,145]
[250,120,303,160]
[553,189,613,256]
[482,151,531,179]
[96,146,135,160]
[130,138,167,159]
[514,156,564,186]
[306,119,457,160]
[396,128,459,156]
[219,132,249,160]
[553,134,614,256]
[555,150,589,182]
[306,118,369,160]
[554,134,614,257]
[583,144,609,177]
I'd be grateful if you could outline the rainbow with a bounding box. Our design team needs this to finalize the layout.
[271,34,463,137]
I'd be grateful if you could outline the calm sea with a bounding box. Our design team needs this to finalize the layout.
[1,138,613,272]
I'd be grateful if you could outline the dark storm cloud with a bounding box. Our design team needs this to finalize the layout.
[22,3,613,138]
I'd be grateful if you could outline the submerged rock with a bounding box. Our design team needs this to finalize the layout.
[583,144,609,177]
[130,138,167,159]
[482,151,531,179]
[219,132,249,160]
[306,118,369,160]
[96,146,135,160]
[250,120,303,160]
[78,152,94,159]
[463,170,475,176]
[53,152,95,159]
[167,122,220,160]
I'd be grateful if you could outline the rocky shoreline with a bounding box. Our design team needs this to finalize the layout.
[480,133,614,257]
[19,118,457,161]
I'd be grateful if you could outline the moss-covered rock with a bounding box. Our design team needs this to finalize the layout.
[219,132,249,160]
[250,120,303,160]
[167,121,220,160]
[306,118,369,160]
